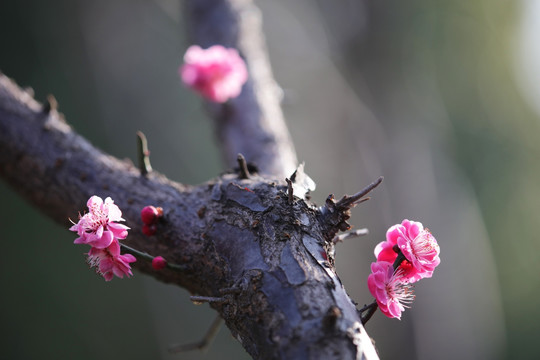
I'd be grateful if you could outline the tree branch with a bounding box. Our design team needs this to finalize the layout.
[0,0,384,358]
[0,73,379,359]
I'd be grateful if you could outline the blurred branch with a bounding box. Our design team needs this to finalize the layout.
[184,0,298,179]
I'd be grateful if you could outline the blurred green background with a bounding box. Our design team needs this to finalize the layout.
[1,0,538,359]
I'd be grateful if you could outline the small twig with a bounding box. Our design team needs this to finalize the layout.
[136,131,152,176]
[190,295,228,304]
[285,178,294,204]
[237,153,250,179]
[42,94,58,114]
[120,243,154,261]
[336,176,383,209]
[359,301,378,325]
[332,228,369,244]
[169,315,224,353]
[355,197,371,205]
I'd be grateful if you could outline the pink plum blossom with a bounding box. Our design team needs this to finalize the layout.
[71,195,136,281]
[180,45,248,103]
[70,196,129,249]
[395,220,440,279]
[375,219,440,282]
[367,261,415,320]
[87,240,136,281]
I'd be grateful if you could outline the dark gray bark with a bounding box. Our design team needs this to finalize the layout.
[0,73,379,359]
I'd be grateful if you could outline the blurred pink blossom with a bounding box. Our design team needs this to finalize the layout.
[375,219,440,282]
[70,196,129,249]
[87,240,136,281]
[367,261,415,319]
[180,45,248,103]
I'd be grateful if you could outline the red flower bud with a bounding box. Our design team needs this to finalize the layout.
[142,223,157,236]
[152,256,167,270]
[141,206,160,225]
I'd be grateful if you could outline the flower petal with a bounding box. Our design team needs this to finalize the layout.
[92,230,114,249]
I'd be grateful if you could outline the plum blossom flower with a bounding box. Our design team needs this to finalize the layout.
[87,240,136,281]
[70,196,129,249]
[70,195,136,281]
[396,220,440,278]
[367,261,415,319]
[375,219,440,282]
[180,45,248,103]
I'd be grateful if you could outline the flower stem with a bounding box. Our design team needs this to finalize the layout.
[393,251,407,271]
[120,243,186,271]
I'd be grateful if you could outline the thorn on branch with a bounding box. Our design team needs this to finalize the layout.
[42,94,58,114]
[335,176,383,209]
[190,295,228,304]
[359,301,378,326]
[236,153,250,179]
[355,197,371,205]
[332,228,369,244]
[319,177,383,242]
[285,178,294,204]
[136,131,153,176]
[169,315,223,353]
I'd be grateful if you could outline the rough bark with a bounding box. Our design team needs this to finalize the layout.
[0,0,382,357]
[0,73,379,359]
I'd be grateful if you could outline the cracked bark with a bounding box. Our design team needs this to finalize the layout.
[0,0,381,358]
[0,74,379,359]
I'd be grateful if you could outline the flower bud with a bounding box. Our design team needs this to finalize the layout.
[152,256,167,270]
[142,223,157,236]
[141,206,160,225]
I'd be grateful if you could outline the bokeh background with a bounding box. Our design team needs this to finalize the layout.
[1,0,538,359]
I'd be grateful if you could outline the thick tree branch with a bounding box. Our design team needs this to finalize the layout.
[0,73,379,359]
[184,0,298,179]
[0,1,381,358]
